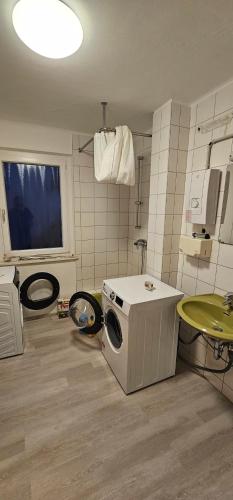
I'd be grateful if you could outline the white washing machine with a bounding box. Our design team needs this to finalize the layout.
[101,275,183,394]
[0,266,23,359]
[69,274,183,394]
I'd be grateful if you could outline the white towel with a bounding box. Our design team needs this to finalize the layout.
[94,128,122,183]
[94,125,135,186]
[116,126,135,186]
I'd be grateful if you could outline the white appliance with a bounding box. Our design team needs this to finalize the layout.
[0,266,23,359]
[101,274,183,394]
[188,169,221,225]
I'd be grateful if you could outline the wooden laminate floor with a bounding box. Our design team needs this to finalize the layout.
[0,315,233,500]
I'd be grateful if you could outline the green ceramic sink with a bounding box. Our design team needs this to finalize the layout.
[177,294,233,342]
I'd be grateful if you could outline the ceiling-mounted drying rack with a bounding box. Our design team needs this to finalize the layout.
[78,102,152,153]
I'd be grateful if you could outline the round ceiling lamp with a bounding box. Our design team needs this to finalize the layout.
[12,0,83,59]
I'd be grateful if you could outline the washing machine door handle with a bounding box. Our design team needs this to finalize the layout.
[69,291,104,335]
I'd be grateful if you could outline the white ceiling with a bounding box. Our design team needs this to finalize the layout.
[1,0,233,133]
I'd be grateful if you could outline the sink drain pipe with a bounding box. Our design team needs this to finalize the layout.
[178,330,233,374]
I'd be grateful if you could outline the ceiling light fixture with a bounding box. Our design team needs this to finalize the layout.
[12,0,83,59]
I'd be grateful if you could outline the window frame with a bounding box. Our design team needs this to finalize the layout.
[0,150,74,258]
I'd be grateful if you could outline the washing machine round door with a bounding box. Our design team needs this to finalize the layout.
[69,291,103,335]
[105,309,123,349]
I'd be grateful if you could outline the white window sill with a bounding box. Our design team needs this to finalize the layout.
[0,255,79,267]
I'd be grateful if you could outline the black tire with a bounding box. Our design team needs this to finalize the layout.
[69,291,102,335]
[20,272,60,310]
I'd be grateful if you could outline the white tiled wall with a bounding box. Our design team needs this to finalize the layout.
[73,134,129,291]
[73,132,152,289]
[177,81,233,403]
[146,100,190,285]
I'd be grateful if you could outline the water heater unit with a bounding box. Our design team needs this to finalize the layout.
[189,169,221,225]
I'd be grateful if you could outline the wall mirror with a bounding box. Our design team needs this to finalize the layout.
[219,163,233,244]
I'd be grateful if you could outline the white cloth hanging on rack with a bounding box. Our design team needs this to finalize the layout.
[116,126,135,186]
[94,128,121,183]
[94,125,135,186]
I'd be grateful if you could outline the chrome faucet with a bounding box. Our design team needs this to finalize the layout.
[134,239,147,249]
[223,292,233,315]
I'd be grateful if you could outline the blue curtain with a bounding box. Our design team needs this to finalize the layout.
[3,162,63,251]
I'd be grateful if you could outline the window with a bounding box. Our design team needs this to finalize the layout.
[0,151,73,258]
[3,162,63,251]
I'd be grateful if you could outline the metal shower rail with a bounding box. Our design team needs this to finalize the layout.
[78,101,152,153]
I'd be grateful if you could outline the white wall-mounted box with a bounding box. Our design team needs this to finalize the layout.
[189,169,221,225]
[179,235,212,258]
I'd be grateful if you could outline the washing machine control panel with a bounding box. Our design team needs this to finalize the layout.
[102,282,129,315]
[115,295,123,308]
